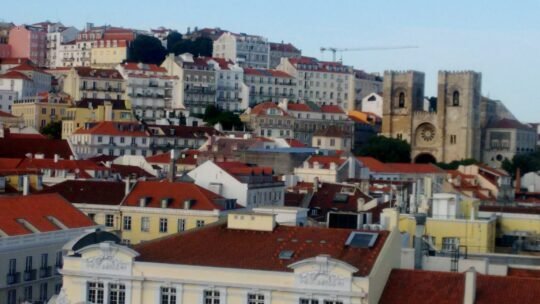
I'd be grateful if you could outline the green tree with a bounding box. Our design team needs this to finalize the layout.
[128,35,167,65]
[502,152,540,178]
[202,105,243,130]
[436,158,478,170]
[170,37,213,57]
[166,31,183,52]
[41,121,62,139]
[355,135,411,163]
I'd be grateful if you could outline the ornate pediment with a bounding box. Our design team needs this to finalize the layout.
[79,241,136,275]
[289,255,357,292]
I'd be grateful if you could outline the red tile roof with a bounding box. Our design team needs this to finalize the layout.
[309,183,373,220]
[134,223,388,276]
[9,63,50,74]
[0,110,16,118]
[0,138,73,159]
[216,161,274,176]
[488,118,533,131]
[320,104,345,114]
[381,269,540,304]
[39,180,126,205]
[285,138,307,148]
[269,42,300,53]
[0,57,34,65]
[123,180,229,211]
[508,267,540,278]
[286,102,313,112]
[288,56,351,73]
[250,101,289,116]
[74,67,123,79]
[244,68,293,78]
[73,121,149,137]
[122,62,167,73]
[0,193,95,236]
[17,158,106,172]
[146,150,200,165]
[307,155,347,169]
[357,157,444,174]
[110,164,155,179]
[0,70,31,80]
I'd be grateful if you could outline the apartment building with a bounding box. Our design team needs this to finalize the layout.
[116,62,177,121]
[61,98,134,139]
[69,121,151,158]
[146,124,222,154]
[58,211,401,304]
[269,41,301,68]
[213,31,270,68]
[8,25,47,67]
[32,21,78,68]
[11,92,71,129]
[161,53,217,114]
[277,56,356,111]
[211,57,249,111]
[243,67,296,105]
[188,160,285,208]
[62,66,125,101]
[0,193,97,304]
[354,70,383,109]
[242,101,295,138]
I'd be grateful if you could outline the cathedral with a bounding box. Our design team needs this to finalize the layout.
[381,70,482,163]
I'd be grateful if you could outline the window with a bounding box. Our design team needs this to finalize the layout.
[141,217,150,232]
[105,214,114,227]
[161,287,177,304]
[452,90,460,106]
[41,253,48,268]
[8,290,16,304]
[25,256,33,271]
[204,289,220,304]
[196,220,205,228]
[398,92,405,108]
[123,216,132,230]
[450,135,457,144]
[442,237,459,251]
[397,133,403,140]
[87,282,104,304]
[323,301,343,304]
[108,283,125,304]
[177,219,186,232]
[248,293,265,304]
[330,139,336,147]
[300,299,319,304]
[8,258,16,274]
[159,218,168,233]
[39,282,48,301]
[24,286,32,301]
[55,251,63,268]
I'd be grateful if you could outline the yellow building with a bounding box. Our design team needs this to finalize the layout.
[62,67,125,101]
[479,205,540,244]
[90,42,128,68]
[399,193,496,253]
[11,93,71,130]
[58,209,403,304]
[0,167,43,194]
[61,99,134,139]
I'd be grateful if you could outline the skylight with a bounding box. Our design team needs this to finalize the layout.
[279,250,294,260]
[345,232,378,248]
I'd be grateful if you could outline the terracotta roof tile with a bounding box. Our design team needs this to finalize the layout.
[74,67,123,79]
[39,180,126,205]
[0,70,31,80]
[0,138,73,159]
[134,223,388,276]
[110,164,155,179]
[244,68,293,78]
[307,155,346,169]
[73,121,149,137]
[0,193,95,236]
[320,104,345,114]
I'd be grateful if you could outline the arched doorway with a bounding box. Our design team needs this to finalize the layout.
[415,153,437,164]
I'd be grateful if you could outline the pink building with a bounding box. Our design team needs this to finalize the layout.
[0,44,10,58]
[8,25,46,67]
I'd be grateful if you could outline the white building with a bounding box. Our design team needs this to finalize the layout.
[56,211,402,304]
[0,64,52,103]
[210,57,249,111]
[522,171,540,192]
[243,67,296,105]
[32,22,79,68]
[213,32,270,68]
[361,92,383,117]
[0,193,98,303]
[116,62,178,121]
[188,160,285,208]
[277,56,356,112]
[294,155,366,184]
[353,70,383,109]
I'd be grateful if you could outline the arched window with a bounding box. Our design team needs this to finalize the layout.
[398,92,405,108]
[452,91,460,106]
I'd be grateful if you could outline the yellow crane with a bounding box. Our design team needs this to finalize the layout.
[320,46,418,62]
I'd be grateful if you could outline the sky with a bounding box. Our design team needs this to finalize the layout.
[3,0,540,121]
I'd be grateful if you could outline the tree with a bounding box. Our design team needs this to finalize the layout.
[201,105,243,130]
[170,37,213,57]
[355,135,411,163]
[436,158,478,170]
[502,152,540,179]
[128,35,167,65]
[41,121,62,139]
[166,31,183,52]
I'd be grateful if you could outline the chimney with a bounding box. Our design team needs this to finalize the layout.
[515,168,521,193]
[168,149,177,182]
[348,155,356,179]
[124,177,131,196]
[313,177,319,193]
[22,175,29,196]
[464,267,477,304]
[104,102,113,121]
[54,154,59,163]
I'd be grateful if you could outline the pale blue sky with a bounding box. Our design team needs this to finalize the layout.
[3,0,539,121]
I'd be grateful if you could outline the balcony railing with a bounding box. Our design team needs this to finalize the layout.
[23,269,37,281]
[6,272,20,285]
[39,266,52,278]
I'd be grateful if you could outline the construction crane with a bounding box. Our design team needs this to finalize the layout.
[320,46,418,62]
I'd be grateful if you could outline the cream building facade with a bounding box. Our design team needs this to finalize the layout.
[11,93,71,129]
[62,67,125,101]
[213,32,270,68]
[57,210,402,304]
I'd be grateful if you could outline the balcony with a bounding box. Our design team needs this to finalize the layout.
[6,272,20,285]
[23,269,37,281]
[39,266,52,278]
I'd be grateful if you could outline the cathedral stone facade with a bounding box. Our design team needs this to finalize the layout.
[382,70,482,163]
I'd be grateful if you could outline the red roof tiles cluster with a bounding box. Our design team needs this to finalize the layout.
[74,67,123,79]
[357,157,444,174]
[39,180,126,205]
[0,137,73,159]
[0,70,31,80]
[250,101,289,116]
[307,155,347,169]
[135,223,388,276]
[0,193,95,236]
[244,68,293,78]
[123,180,229,211]
[122,62,167,73]
[73,121,149,137]
[216,161,274,176]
